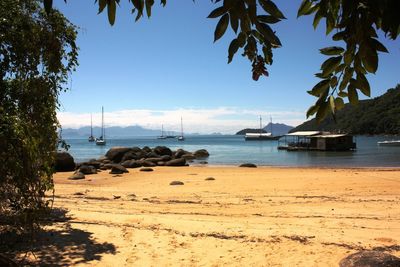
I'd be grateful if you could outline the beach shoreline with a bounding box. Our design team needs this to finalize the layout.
[17,166,400,266]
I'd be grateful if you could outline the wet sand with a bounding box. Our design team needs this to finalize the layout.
[26,167,400,266]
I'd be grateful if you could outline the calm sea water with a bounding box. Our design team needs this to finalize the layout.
[64,135,400,167]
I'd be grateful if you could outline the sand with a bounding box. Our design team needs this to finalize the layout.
[23,167,400,266]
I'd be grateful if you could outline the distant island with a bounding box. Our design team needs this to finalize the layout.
[236,123,294,136]
[62,125,173,138]
[292,85,400,135]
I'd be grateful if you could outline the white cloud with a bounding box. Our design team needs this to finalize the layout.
[57,107,305,134]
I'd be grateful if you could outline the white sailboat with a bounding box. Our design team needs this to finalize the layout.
[377,140,400,146]
[157,124,167,139]
[88,113,95,142]
[178,117,185,141]
[244,116,281,141]
[96,106,106,146]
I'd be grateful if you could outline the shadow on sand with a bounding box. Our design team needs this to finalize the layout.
[0,208,116,266]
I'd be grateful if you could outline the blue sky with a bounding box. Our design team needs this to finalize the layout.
[56,1,400,133]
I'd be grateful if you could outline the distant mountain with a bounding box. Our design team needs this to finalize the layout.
[235,128,268,135]
[291,85,400,135]
[263,123,294,136]
[62,125,177,138]
[236,123,294,135]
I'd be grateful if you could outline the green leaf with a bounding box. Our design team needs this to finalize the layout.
[257,15,280,24]
[228,39,239,63]
[297,0,316,17]
[306,105,319,118]
[332,31,346,41]
[308,79,330,96]
[44,0,53,14]
[338,91,347,97]
[229,9,239,33]
[237,32,246,47]
[348,85,359,105]
[361,49,378,73]
[312,9,323,29]
[330,76,338,88]
[207,6,226,18]
[356,72,371,97]
[321,56,342,76]
[255,23,282,47]
[145,0,154,18]
[325,13,335,35]
[370,38,388,53]
[316,101,329,123]
[259,0,286,19]
[214,13,229,42]
[320,46,344,56]
[108,0,116,25]
[98,0,107,14]
[334,97,345,110]
[329,95,335,113]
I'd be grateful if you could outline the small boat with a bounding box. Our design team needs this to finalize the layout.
[244,116,281,141]
[96,106,106,146]
[88,113,95,142]
[377,140,400,146]
[178,117,185,141]
[157,124,167,139]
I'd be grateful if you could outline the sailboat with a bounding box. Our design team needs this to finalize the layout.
[178,117,185,141]
[157,124,167,139]
[96,106,106,146]
[244,116,281,141]
[88,113,95,142]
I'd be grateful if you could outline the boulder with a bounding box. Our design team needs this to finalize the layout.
[145,157,163,163]
[174,149,188,159]
[160,155,172,161]
[194,149,210,159]
[121,151,140,162]
[121,160,142,168]
[165,158,186,167]
[142,146,151,153]
[181,153,196,160]
[140,167,154,172]
[68,172,85,180]
[142,160,156,167]
[157,161,165,166]
[105,147,132,163]
[169,180,184,186]
[153,146,172,156]
[239,163,257,168]
[339,251,400,267]
[110,164,129,174]
[55,152,75,172]
[100,163,113,170]
[78,165,97,175]
[87,160,102,169]
[146,152,160,158]
[77,160,101,170]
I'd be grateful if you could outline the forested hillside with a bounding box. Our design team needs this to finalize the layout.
[292,85,400,135]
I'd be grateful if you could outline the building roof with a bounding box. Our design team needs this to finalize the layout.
[245,133,272,136]
[285,131,321,136]
[312,134,349,138]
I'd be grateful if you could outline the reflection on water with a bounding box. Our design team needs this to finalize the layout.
[65,135,400,167]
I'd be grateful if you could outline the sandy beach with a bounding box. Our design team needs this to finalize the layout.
[20,166,400,266]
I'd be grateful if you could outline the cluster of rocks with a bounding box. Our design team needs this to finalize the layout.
[55,146,210,180]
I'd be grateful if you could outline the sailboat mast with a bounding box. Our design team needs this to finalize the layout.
[162,124,164,136]
[259,115,262,134]
[181,117,183,137]
[102,106,104,139]
[270,116,273,135]
[90,113,93,137]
